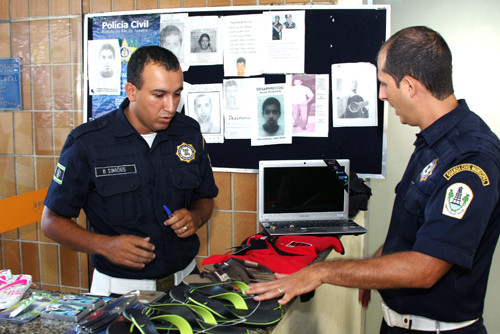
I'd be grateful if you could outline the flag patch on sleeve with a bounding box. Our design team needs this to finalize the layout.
[53,163,66,185]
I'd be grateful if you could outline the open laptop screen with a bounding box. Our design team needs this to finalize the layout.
[259,159,349,222]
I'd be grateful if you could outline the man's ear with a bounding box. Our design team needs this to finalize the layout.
[125,82,137,102]
[402,75,418,98]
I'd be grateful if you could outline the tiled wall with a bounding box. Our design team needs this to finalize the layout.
[0,0,341,293]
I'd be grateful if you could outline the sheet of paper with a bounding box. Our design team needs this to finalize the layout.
[88,39,121,96]
[223,14,265,77]
[223,78,265,139]
[185,83,224,143]
[286,74,329,137]
[251,84,292,146]
[160,13,190,71]
[332,62,378,127]
[263,10,305,74]
[189,16,223,66]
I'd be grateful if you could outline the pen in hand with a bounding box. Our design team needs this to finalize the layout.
[163,205,173,218]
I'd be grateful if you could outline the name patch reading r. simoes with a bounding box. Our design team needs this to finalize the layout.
[95,164,137,177]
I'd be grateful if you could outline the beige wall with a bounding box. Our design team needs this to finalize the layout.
[367,1,500,333]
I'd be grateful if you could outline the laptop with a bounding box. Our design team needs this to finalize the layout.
[258,159,367,236]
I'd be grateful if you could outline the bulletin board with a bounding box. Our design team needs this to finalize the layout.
[84,5,390,178]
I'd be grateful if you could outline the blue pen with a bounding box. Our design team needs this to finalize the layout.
[163,205,173,218]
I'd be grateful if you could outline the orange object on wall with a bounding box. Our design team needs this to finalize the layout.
[0,188,48,233]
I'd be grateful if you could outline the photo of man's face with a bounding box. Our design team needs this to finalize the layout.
[194,94,212,124]
[99,46,115,78]
[262,99,281,134]
[163,35,182,57]
[225,82,238,109]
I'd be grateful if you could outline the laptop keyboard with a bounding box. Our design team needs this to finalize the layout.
[275,220,352,228]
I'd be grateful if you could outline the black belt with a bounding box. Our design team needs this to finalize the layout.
[156,273,175,292]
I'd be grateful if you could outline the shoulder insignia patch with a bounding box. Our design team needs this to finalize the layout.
[53,163,66,185]
[442,183,473,219]
[420,159,438,181]
[176,143,196,163]
[443,164,489,186]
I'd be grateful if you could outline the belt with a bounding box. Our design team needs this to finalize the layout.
[90,259,196,295]
[381,302,478,333]
[155,273,175,292]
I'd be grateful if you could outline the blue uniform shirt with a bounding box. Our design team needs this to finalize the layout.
[380,100,500,322]
[44,99,219,279]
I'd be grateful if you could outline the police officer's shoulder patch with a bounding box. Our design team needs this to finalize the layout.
[442,182,473,219]
[53,162,66,185]
[176,143,196,163]
[443,163,490,186]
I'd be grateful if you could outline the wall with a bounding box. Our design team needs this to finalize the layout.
[367,0,500,333]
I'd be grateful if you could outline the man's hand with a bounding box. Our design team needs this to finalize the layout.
[163,198,213,238]
[358,288,371,309]
[246,264,324,305]
[101,235,155,269]
[163,208,200,237]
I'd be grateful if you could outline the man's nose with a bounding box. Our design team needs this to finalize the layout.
[163,96,177,113]
[378,85,387,101]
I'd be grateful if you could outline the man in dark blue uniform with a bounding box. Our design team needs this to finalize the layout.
[41,46,218,295]
[247,26,500,333]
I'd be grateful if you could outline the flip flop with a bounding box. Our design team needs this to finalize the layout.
[146,303,249,334]
[123,308,162,334]
[106,315,141,334]
[186,281,280,310]
[169,285,283,326]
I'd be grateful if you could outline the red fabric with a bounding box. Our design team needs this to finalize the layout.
[202,235,343,274]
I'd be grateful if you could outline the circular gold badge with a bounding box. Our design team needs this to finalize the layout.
[176,143,196,163]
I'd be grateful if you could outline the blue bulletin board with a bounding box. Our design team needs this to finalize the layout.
[84,5,390,177]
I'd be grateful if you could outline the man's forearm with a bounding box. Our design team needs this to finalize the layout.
[317,250,452,290]
[190,197,214,229]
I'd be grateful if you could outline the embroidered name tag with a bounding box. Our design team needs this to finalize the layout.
[95,164,137,177]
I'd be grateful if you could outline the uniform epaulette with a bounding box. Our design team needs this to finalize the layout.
[174,112,201,131]
[450,128,479,156]
[70,113,112,139]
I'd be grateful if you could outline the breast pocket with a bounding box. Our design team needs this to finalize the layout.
[401,184,430,244]
[171,165,201,207]
[95,174,140,225]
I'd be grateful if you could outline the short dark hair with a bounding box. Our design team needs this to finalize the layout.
[262,97,281,114]
[378,26,454,100]
[127,46,180,89]
[236,57,246,64]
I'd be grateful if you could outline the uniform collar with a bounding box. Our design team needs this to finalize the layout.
[417,99,470,148]
[112,98,183,139]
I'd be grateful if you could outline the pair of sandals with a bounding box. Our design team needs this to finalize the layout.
[106,281,282,334]
[194,258,275,285]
